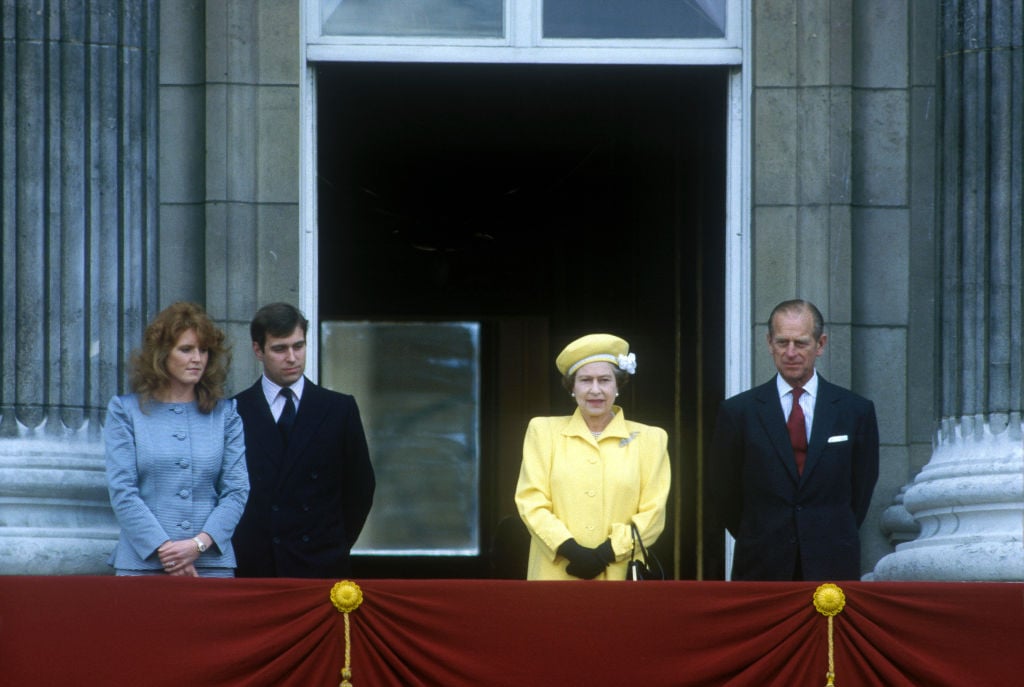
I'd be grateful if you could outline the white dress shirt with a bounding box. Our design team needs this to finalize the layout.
[776,371,818,442]
[261,375,305,422]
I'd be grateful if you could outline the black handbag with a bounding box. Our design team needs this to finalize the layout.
[626,522,664,580]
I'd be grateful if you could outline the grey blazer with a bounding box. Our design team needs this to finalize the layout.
[104,394,250,571]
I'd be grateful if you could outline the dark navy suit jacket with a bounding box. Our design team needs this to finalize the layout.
[709,375,879,580]
[233,377,375,578]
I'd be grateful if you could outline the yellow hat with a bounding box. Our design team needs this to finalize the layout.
[555,333,636,376]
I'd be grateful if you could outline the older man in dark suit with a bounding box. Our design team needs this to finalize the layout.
[710,299,879,581]
[233,303,375,578]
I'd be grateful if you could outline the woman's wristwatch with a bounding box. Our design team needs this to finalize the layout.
[192,536,207,553]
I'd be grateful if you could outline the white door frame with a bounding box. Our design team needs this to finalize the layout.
[298,1,752,414]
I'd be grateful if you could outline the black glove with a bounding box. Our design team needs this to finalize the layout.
[558,538,614,580]
[594,539,615,565]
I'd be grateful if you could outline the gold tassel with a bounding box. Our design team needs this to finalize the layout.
[813,583,846,687]
[330,580,364,687]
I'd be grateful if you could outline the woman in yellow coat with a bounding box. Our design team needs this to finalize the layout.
[515,334,671,580]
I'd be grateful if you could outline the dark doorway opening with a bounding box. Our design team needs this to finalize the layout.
[317,61,727,579]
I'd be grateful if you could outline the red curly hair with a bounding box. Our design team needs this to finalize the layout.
[129,302,231,413]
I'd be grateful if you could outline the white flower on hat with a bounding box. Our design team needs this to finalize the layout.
[617,352,637,374]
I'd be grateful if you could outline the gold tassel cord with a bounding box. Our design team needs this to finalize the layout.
[330,580,364,687]
[812,583,846,687]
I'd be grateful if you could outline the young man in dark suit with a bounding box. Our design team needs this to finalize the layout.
[233,303,375,578]
[709,299,879,581]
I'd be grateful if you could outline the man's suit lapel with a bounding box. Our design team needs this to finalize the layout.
[276,378,326,484]
[753,379,801,483]
[240,381,288,470]
[803,376,841,480]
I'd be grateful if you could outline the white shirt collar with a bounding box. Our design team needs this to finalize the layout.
[776,370,819,399]
[261,375,305,407]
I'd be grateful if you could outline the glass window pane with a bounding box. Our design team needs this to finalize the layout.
[321,321,480,555]
[543,0,726,39]
[321,0,504,38]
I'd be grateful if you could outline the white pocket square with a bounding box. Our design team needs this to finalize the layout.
[827,434,849,443]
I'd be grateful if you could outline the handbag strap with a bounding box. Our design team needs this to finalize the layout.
[629,522,651,562]
[629,522,665,579]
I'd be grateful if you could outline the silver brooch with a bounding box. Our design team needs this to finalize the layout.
[619,431,640,447]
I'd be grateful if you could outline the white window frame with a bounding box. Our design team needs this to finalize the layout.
[305,0,743,65]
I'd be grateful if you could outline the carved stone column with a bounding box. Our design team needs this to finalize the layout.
[0,1,158,574]
[873,0,1024,580]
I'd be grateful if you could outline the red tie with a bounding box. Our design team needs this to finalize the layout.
[788,387,807,474]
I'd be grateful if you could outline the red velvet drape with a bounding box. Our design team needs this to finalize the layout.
[2,577,1021,686]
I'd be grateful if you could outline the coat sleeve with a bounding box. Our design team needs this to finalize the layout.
[515,418,574,560]
[709,399,744,537]
[619,426,670,556]
[200,399,250,551]
[339,396,375,548]
[851,399,880,527]
[104,396,169,561]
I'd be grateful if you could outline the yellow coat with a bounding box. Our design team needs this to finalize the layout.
[515,407,671,580]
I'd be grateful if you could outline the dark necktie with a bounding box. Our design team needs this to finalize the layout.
[277,388,296,441]
[788,387,807,475]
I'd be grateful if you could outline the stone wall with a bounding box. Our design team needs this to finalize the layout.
[158,0,302,395]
